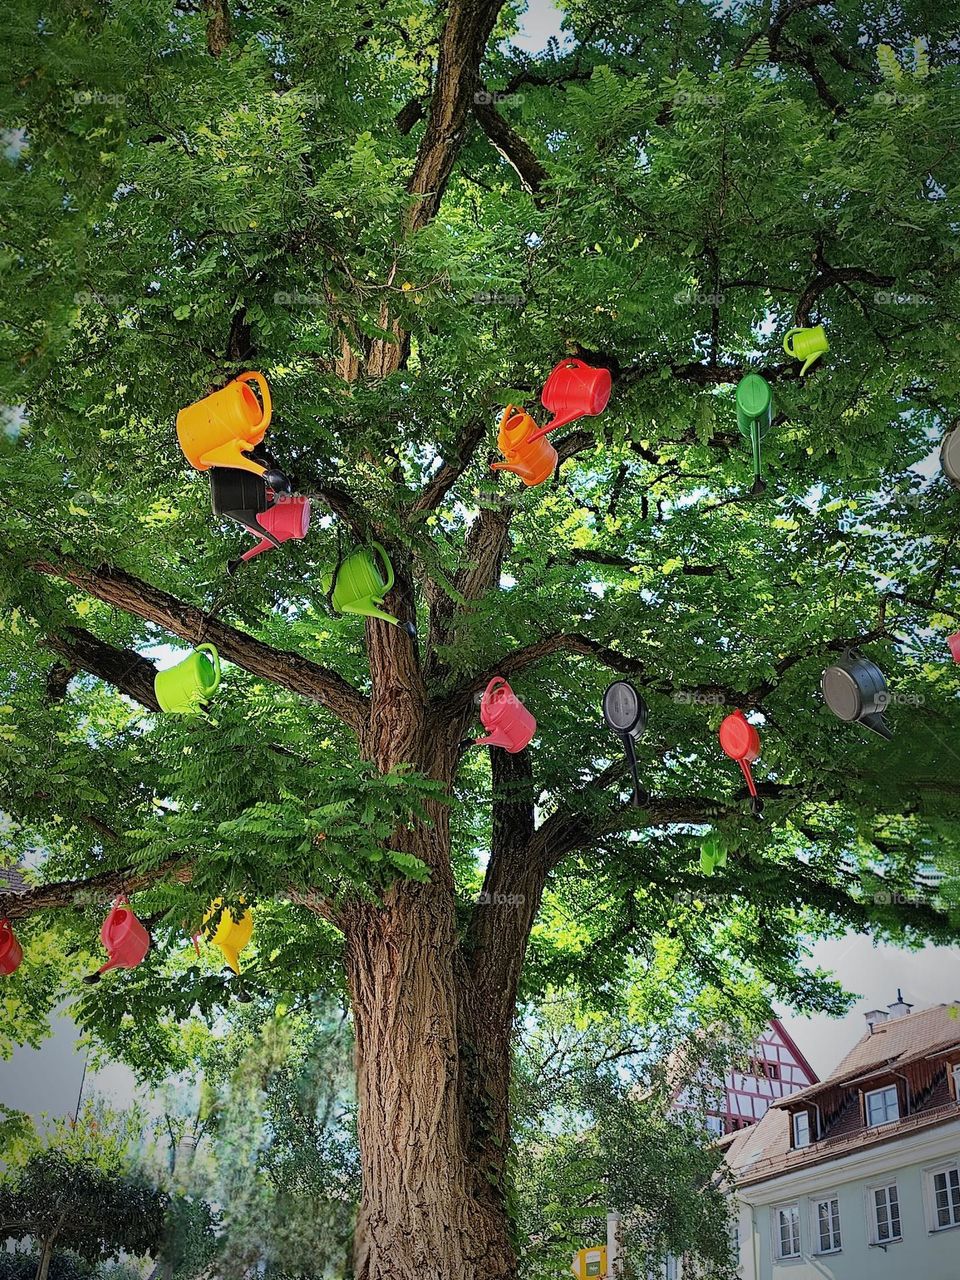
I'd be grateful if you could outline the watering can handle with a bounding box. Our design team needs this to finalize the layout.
[483,676,509,699]
[370,542,395,593]
[197,644,221,693]
[783,327,800,355]
[237,371,272,430]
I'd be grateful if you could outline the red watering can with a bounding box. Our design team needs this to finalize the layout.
[85,896,150,982]
[0,918,23,976]
[949,632,960,663]
[527,358,613,441]
[232,494,311,569]
[474,677,537,753]
[719,710,763,818]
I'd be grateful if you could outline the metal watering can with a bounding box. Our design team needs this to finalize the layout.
[719,710,763,818]
[528,358,613,440]
[474,677,537,752]
[735,373,773,495]
[325,543,406,627]
[85,896,150,982]
[204,899,253,975]
[154,645,221,714]
[176,371,273,478]
[821,650,892,739]
[783,325,829,376]
[602,680,648,806]
[490,406,558,487]
[0,918,23,976]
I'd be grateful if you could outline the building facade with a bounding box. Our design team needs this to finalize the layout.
[724,997,960,1280]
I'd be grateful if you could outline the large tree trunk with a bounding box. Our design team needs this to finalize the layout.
[344,620,517,1280]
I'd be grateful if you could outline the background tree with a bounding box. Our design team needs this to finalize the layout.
[2,2,960,1278]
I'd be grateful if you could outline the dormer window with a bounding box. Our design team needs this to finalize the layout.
[865,1084,900,1126]
[793,1111,811,1148]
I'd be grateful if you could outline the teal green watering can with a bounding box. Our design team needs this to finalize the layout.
[735,373,773,495]
[326,543,401,626]
[154,644,221,714]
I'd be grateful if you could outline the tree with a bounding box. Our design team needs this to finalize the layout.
[0,1150,169,1280]
[2,1,960,1277]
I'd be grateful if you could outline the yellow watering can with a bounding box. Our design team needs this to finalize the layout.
[783,325,829,375]
[204,899,253,974]
[176,372,273,477]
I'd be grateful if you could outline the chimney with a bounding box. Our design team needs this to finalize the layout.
[864,1008,889,1033]
[887,989,914,1020]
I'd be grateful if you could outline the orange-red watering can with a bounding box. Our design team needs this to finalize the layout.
[491,406,558,487]
[85,896,150,982]
[0,918,23,976]
[474,677,537,752]
[527,358,612,441]
[176,371,273,477]
[719,710,763,818]
[234,494,311,567]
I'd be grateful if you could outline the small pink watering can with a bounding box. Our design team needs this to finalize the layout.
[232,494,311,568]
[719,710,763,818]
[85,896,150,982]
[527,358,613,441]
[0,918,23,976]
[948,632,960,663]
[474,677,536,753]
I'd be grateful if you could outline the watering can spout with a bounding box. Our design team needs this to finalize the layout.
[343,602,401,626]
[220,947,242,976]
[800,352,823,376]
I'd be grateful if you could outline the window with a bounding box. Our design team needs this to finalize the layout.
[793,1111,811,1148]
[705,1114,724,1136]
[932,1166,960,1229]
[952,1064,960,1100]
[815,1197,842,1253]
[872,1184,902,1242]
[865,1085,900,1126]
[775,1203,801,1258]
[664,1257,679,1280]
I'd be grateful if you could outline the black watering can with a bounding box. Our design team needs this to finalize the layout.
[602,680,648,806]
[940,425,960,489]
[821,650,893,740]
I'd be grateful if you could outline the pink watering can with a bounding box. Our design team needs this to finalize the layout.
[230,494,311,570]
[84,896,150,982]
[719,710,763,819]
[527,358,613,441]
[0,918,23,976]
[474,677,537,753]
[949,632,960,663]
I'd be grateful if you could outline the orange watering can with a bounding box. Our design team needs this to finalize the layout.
[528,358,612,440]
[85,896,150,982]
[491,406,558,487]
[176,371,273,477]
[474,677,537,752]
[719,710,763,818]
[0,918,23,976]
[204,899,253,975]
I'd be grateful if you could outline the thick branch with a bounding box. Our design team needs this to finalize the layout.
[0,855,189,921]
[45,625,160,711]
[409,415,489,519]
[31,560,369,732]
[471,92,549,195]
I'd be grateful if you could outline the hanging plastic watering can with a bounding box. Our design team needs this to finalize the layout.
[85,896,150,982]
[527,358,613,440]
[325,543,405,627]
[204,899,253,975]
[948,632,960,663]
[154,645,221,714]
[783,325,829,375]
[736,373,773,495]
[491,406,558,487]
[719,710,763,818]
[0,918,23,976]
[699,832,729,876]
[474,677,537,752]
[821,650,892,739]
[235,495,311,566]
[176,371,273,477]
[940,426,960,489]
[602,680,648,806]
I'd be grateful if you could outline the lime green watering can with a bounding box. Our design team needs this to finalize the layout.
[325,543,407,628]
[783,324,829,375]
[735,373,773,495]
[154,644,221,714]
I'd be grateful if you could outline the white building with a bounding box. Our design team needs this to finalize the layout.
[723,995,960,1280]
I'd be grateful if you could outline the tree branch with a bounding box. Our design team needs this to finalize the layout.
[408,415,489,519]
[471,91,549,196]
[45,625,161,712]
[31,560,369,732]
[0,855,190,921]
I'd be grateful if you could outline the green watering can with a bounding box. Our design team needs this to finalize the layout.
[736,373,773,495]
[325,543,403,627]
[783,324,829,375]
[154,644,221,714]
